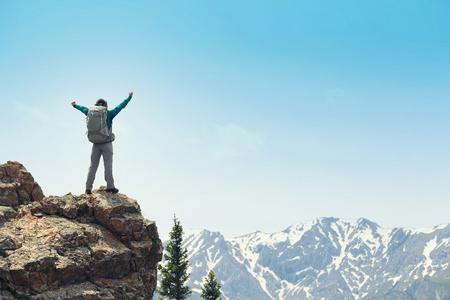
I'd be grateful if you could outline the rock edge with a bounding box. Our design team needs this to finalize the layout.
[0,161,163,299]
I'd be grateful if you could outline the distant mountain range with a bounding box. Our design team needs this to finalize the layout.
[160,217,450,299]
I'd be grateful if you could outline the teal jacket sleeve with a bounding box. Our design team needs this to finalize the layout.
[109,95,132,119]
[74,105,89,116]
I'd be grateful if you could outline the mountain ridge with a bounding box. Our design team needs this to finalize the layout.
[170,217,450,299]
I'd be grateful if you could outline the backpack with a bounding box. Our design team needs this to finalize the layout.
[86,106,115,143]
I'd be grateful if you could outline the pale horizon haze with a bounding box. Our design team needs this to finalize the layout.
[1,1,449,239]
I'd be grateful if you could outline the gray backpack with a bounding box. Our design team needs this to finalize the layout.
[86,106,115,143]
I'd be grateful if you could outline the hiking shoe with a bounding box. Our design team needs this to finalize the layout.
[85,189,92,195]
[106,188,119,194]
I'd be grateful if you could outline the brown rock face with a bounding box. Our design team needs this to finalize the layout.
[0,162,163,299]
[0,161,44,209]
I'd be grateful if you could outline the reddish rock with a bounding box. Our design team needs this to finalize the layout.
[0,161,44,207]
[0,162,163,299]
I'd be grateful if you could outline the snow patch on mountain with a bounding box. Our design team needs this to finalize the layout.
[172,218,450,300]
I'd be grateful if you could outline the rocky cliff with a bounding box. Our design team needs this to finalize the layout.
[0,161,163,299]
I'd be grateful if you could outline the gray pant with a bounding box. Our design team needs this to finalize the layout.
[86,142,115,190]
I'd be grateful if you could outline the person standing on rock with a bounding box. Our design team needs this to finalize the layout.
[71,92,133,195]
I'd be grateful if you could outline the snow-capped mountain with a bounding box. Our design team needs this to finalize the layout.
[170,217,450,299]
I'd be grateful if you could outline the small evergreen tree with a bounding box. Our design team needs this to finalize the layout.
[157,215,192,300]
[200,270,222,300]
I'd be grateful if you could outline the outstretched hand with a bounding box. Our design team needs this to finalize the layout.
[71,101,76,107]
[129,92,133,97]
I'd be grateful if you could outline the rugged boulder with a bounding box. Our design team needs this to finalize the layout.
[0,161,163,299]
[0,161,44,210]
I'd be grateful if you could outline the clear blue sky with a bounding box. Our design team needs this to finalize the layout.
[1,0,449,238]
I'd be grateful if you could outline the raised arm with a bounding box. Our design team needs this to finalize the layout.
[109,92,133,118]
[71,101,89,116]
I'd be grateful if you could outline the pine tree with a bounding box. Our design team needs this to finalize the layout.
[200,270,222,300]
[157,216,192,300]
